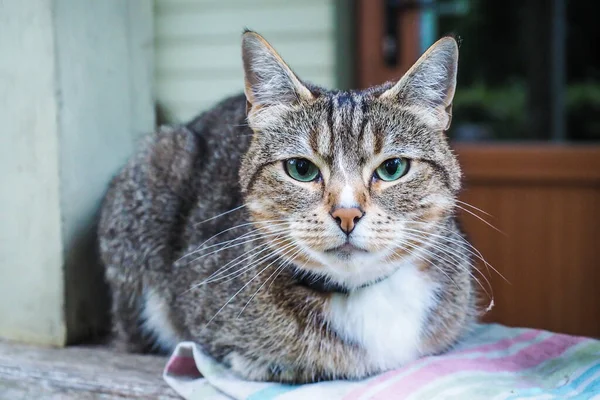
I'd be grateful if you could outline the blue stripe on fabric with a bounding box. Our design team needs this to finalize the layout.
[506,361,600,399]
[246,384,298,400]
[569,370,600,400]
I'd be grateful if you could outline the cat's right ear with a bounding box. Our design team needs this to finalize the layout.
[242,30,313,113]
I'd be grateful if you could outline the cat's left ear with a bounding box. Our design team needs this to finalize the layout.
[242,30,313,112]
[379,37,458,131]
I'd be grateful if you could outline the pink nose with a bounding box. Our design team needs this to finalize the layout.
[330,207,364,234]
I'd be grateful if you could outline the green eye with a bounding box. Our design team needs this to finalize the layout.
[375,158,410,181]
[285,158,320,182]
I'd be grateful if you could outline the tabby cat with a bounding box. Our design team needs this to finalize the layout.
[98,30,478,383]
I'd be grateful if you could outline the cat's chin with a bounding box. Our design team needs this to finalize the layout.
[303,249,405,290]
[324,243,369,260]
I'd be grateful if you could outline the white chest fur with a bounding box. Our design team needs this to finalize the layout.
[141,288,181,352]
[326,262,437,370]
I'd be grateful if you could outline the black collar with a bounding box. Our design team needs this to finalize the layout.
[296,273,388,295]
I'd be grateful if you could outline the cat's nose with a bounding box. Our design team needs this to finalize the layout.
[330,207,364,234]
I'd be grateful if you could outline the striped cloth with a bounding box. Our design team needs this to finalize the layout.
[163,324,600,399]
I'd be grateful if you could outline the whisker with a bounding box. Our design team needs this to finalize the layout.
[177,220,289,262]
[205,241,296,285]
[196,242,275,286]
[201,246,293,331]
[236,245,302,318]
[407,222,509,284]
[392,231,494,302]
[455,205,506,236]
[455,200,493,218]
[193,204,247,227]
[400,231,494,299]
[405,226,487,268]
[408,219,507,281]
[192,238,292,288]
[384,240,469,296]
[267,249,309,293]
[385,228,487,293]
[187,223,291,254]
[181,228,262,256]
[184,227,292,265]
[392,242,494,312]
[448,232,509,285]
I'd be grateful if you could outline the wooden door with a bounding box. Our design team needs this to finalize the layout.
[456,145,600,337]
[356,0,421,88]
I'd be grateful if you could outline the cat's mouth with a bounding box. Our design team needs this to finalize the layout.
[324,243,368,258]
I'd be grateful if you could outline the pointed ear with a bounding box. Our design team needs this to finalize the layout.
[380,37,458,130]
[242,31,313,111]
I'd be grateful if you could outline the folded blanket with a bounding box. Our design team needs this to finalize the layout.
[163,324,600,399]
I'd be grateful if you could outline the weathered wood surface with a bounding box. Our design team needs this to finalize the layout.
[0,340,180,399]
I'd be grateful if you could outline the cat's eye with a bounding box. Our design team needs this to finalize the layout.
[285,158,320,182]
[375,158,410,181]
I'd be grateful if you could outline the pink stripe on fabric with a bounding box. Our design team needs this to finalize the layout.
[344,329,541,400]
[346,368,416,400]
[455,330,541,355]
[371,333,584,399]
[166,355,203,378]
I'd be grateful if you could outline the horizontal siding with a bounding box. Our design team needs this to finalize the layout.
[156,40,334,72]
[155,4,333,38]
[154,0,337,122]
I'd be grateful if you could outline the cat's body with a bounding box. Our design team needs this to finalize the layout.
[99,32,478,383]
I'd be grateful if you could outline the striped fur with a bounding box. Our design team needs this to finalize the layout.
[98,31,478,383]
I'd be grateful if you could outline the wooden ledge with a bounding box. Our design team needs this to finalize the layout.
[454,144,600,184]
[0,340,179,399]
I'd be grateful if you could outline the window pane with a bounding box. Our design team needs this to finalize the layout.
[436,0,599,142]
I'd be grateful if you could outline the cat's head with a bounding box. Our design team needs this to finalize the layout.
[239,31,461,289]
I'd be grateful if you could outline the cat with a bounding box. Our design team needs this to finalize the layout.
[98,30,478,383]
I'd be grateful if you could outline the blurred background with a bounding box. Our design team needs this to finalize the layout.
[0,0,598,347]
[156,0,599,144]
